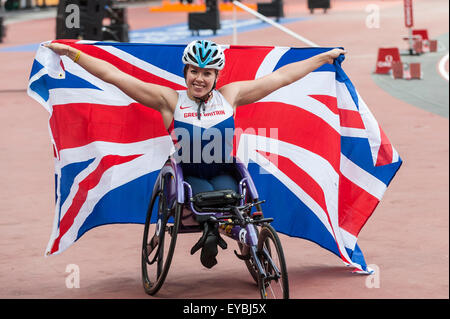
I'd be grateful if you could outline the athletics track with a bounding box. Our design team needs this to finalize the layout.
[0,0,448,300]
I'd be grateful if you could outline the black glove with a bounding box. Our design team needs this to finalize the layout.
[191,220,227,268]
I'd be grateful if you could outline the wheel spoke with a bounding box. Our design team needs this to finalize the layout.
[146,235,159,256]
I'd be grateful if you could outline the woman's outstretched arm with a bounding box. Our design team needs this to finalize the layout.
[220,48,346,108]
[45,42,178,115]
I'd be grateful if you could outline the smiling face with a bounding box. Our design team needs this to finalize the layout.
[184,64,218,100]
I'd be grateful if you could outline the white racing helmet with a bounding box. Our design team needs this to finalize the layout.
[182,40,225,70]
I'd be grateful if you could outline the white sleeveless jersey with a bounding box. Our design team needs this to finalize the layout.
[168,90,235,172]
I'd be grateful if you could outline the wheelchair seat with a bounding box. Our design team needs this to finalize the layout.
[152,157,259,229]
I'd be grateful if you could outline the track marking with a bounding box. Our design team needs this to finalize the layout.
[438,53,449,81]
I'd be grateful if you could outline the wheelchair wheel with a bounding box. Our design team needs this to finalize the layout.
[141,179,181,296]
[256,224,289,299]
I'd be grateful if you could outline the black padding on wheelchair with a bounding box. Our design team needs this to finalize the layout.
[192,190,242,209]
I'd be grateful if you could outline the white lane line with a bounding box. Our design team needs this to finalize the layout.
[232,0,319,47]
[438,53,449,81]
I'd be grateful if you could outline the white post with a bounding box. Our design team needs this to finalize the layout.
[231,0,319,47]
[233,3,237,45]
[403,0,414,55]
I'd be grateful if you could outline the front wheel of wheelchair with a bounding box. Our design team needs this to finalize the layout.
[238,239,259,284]
[141,185,181,296]
[256,224,289,299]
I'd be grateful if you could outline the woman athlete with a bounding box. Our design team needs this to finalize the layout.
[46,40,345,268]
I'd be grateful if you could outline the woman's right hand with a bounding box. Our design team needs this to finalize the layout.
[44,42,71,56]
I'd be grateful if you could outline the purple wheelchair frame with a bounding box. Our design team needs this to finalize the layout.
[151,157,261,248]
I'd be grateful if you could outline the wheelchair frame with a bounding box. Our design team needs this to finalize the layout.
[141,157,289,299]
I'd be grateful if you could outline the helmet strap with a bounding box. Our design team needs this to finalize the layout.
[195,76,217,120]
[196,90,212,120]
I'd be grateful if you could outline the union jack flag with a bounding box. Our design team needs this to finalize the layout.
[27,40,401,273]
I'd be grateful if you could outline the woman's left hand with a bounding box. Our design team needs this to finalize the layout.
[322,48,347,64]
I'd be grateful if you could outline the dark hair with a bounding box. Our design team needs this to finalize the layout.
[183,65,189,78]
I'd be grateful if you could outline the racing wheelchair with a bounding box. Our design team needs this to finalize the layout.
[141,157,289,299]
